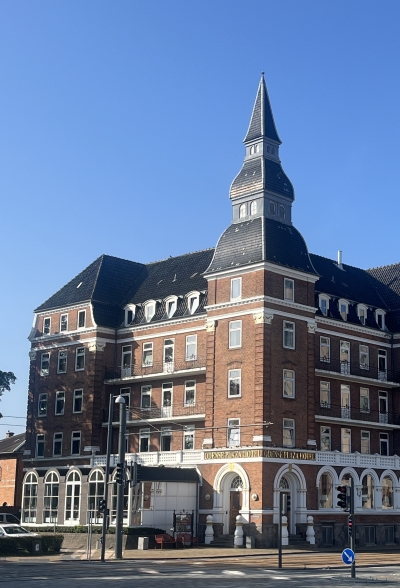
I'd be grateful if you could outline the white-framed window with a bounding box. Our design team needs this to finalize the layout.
[57,350,67,374]
[283,419,295,447]
[162,383,173,417]
[184,380,196,406]
[36,434,45,458]
[229,320,242,348]
[340,340,350,374]
[249,143,259,155]
[380,432,389,456]
[341,428,351,453]
[139,428,150,452]
[279,205,285,219]
[338,299,349,321]
[320,337,330,362]
[283,369,295,398]
[227,418,240,447]
[163,339,174,370]
[269,201,276,215]
[40,352,50,376]
[319,294,329,316]
[378,349,387,380]
[53,432,63,456]
[165,297,177,318]
[183,425,194,450]
[87,470,105,524]
[124,305,135,326]
[361,430,370,454]
[185,335,197,360]
[22,472,38,523]
[360,388,369,413]
[120,387,130,409]
[283,321,295,349]
[75,347,85,371]
[142,342,153,366]
[38,393,47,417]
[55,391,65,415]
[141,385,151,409]
[43,471,59,523]
[65,470,81,522]
[144,301,156,322]
[375,309,386,330]
[60,314,68,332]
[230,277,242,301]
[362,474,374,509]
[43,317,51,335]
[320,381,330,407]
[250,200,257,215]
[320,426,331,451]
[382,476,394,509]
[341,384,351,419]
[187,292,200,314]
[357,305,367,326]
[160,427,172,452]
[379,390,388,422]
[284,278,294,301]
[78,310,86,329]
[73,389,83,413]
[318,472,333,508]
[228,369,241,397]
[239,204,246,218]
[71,431,81,455]
[121,345,132,377]
[359,345,369,370]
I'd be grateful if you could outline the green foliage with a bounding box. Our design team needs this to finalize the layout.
[0,371,16,396]
[0,534,63,555]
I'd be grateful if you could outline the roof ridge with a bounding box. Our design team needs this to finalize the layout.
[367,261,400,272]
[146,248,214,266]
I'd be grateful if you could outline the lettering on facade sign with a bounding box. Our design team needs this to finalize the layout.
[204,449,315,461]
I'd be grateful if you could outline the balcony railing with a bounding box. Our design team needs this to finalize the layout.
[315,402,400,425]
[107,402,205,423]
[315,357,400,383]
[105,356,206,381]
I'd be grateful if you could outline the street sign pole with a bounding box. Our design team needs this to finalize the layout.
[278,491,283,569]
[350,477,356,579]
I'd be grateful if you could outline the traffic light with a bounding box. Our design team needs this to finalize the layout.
[115,462,125,485]
[130,463,144,486]
[348,515,353,537]
[98,498,106,513]
[337,485,349,510]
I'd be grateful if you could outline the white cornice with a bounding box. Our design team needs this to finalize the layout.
[315,414,400,430]
[117,324,204,344]
[205,261,319,283]
[31,336,113,351]
[316,325,392,346]
[316,318,391,341]
[35,302,91,317]
[315,369,399,388]
[206,295,316,314]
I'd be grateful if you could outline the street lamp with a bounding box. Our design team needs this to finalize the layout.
[114,394,126,560]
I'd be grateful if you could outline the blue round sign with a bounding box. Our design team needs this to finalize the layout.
[341,548,355,565]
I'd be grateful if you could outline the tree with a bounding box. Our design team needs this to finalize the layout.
[0,371,16,395]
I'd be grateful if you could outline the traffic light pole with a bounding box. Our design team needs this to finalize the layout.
[278,491,283,568]
[100,393,114,563]
[115,395,126,560]
[350,477,356,579]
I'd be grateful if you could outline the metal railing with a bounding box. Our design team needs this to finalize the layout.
[105,356,206,381]
[315,402,400,425]
[107,402,205,423]
[315,356,400,383]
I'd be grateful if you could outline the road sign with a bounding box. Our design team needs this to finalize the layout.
[341,548,355,565]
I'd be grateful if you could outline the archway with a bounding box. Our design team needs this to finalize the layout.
[213,464,250,535]
[273,465,307,533]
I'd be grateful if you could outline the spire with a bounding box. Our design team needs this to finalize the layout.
[243,73,281,144]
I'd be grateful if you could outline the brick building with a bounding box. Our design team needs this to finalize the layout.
[0,431,25,510]
[23,75,400,547]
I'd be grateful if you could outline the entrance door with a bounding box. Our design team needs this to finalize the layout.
[229,491,242,533]
[281,492,291,533]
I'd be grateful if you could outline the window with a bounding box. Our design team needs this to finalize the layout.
[379,391,388,422]
[142,342,153,366]
[338,299,348,321]
[36,434,45,458]
[319,295,329,316]
[60,314,68,332]
[284,278,294,301]
[55,391,65,415]
[250,200,257,215]
[361,430,370,454]
[121,345,131,377]
[357,305,367,326]
[320,337,330,362]
[75,347,85,371]
[340,341,350,374]
[269,201,276,215]
[249,144,259,155]
[141,385,151,409]
[160,427,172,452]
[185,335,197,360]
[183,425,194,450]
[360,388,370,413]
[320,381,330,408]
[283,369,295,398]
[163,339,174,370]
[188,293,199,314]
[43,471,59,523]
[378,349,387,380]
[139,428,150,452]
[162,383,173,417]
[279,205,285,219]
[385,526,395,543]
[227,418,240,447]
[73,389,83,413]
[38,393,47,417]
[283,321,295,349]
[124,305,135,326]
[120,387,130,408]
[362,474,374,509]
[359,345,369,370]
[184,380,196,406]
[87,470,105,524]
[230,277,242,301]
[341,384,350,419]
[53,432,63,456]
[318,472,333,507]
[78,310,85,329]
[283,419,295,447]
[376,310,385,330]
[341,428,351,453]
[166,298,177,318]
[145,301,155,322]
[71,431,81,455]
[57,350,67,373]
[65,470,81,522]
[320,427,331,451]
[382,476,394,509]
[229,320,242,348]
[40,352,50,376]
[380,432,389,456]
[228,369,241,397]
[239,204,246,218]
[365,526,376,545]
[22,472,38,523]
[43,317,51,335]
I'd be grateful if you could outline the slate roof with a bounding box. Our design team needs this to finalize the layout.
[244,74,281,144]
[230,157,294,201]
[367,263,400,311]
[0,432,25,455]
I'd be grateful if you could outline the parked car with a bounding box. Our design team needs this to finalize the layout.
[0,524,37,537]
[0,513,20,524]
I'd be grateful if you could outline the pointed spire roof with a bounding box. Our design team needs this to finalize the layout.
[244,73,281,144]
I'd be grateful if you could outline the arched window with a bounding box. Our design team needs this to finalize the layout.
[231,475,243,490]
[362,474,374,509]
[111,471,129,525]
[88,470,105,524]
[382,476,394,509]
[22,472,38,523]
[239,204,246,219]
[270,201,276,216]
[318,472,333,508]
[250,200,257,215]
[279,476,289,490]
[279,205,285,219]
[65,470,81,523]
[44,471,59,523]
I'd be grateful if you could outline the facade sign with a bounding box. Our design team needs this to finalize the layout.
[204,449,315,461]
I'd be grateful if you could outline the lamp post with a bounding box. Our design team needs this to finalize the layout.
[114,395,126,560]
[100,394,114,563]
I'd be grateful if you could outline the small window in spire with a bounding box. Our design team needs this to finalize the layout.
[249,144,259,155]
[269,201,276,216]
[250,200,257,215]
[279,205,285,219]
[239,204,246,219]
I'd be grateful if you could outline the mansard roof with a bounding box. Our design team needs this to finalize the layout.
[230,157,294,201]
[244,73,281,144]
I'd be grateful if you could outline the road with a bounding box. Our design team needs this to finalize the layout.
[1,558,400,587]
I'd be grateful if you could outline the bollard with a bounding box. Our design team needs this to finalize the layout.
[204,515,214,545]
[234,515,244,548]
[306,515,315,545]
[281,515,289,546]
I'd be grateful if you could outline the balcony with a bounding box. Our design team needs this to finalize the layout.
[315,357,400,386]
[315,402,400,428]
[106,402,206,425]
[104,356,206,383]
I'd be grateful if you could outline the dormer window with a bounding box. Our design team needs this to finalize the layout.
[144,301,156,322]
[124,305,135,327]
[375,309,385,330]
[165,297,178,318]
[338,299,349,321]
[357,305,367,326]
[239,204,246,218]
[250,200,257,215]
[43,317,51,335]
[187,292,200,314]
[270,201,276,215]
[318,295,330,316]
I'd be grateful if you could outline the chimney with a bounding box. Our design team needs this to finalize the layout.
[5,431,14,438]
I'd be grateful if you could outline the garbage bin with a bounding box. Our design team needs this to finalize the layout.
[31,538,42,555]
[246,536,255,549]
[138,537,149,550]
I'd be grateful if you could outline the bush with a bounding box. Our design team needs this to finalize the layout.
[0,534,64,556]
[40,534,64,553]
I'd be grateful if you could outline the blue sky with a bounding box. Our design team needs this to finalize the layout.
[1,0,400,438]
